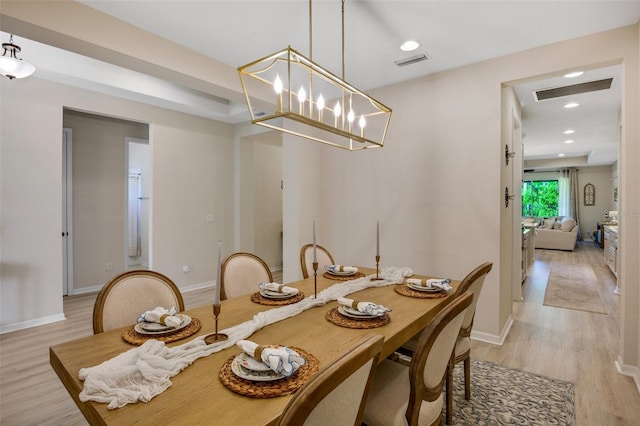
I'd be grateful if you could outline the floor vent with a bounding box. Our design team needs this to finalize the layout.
[394,53,428,67]
[534,78,613,101]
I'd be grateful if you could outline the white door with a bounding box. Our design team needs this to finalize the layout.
[62,128,73,296]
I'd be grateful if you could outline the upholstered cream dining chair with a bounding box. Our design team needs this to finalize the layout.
[92,270,185,334]
[444,261,493,423]
[220,252,273,300]
[362,292,473,426]
[278,335,384,426]
[299,244,335,279]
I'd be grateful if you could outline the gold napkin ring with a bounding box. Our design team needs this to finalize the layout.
[159,314,168,325]
[351,300,359,310]
[255,345,266,361]
[277,284,285,293]
[339,266,345,271]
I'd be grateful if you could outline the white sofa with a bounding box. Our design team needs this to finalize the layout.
[524,216,578,251]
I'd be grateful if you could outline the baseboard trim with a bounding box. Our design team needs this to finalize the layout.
[471,315,514,346]
[70,284,103,295]
[615,356,640,395]
[181,280,215,293]
[0,313,66,335]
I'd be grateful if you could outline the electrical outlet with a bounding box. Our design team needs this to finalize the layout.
[183,265,190,273]
[106,262,113,271]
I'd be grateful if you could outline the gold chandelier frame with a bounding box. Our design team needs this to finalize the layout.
[238,0,392,151]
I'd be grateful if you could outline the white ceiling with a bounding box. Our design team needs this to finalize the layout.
[5,1,639,166]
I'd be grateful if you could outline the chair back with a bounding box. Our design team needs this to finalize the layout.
[300,244,335,279]
[405,292,473,425]
[278,335,384,426]
[220,252,273,300]
[453,262,493,337]
[92,270,184,334]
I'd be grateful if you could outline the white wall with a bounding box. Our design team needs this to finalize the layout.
[578,166,616,240]
[0,77,234,331]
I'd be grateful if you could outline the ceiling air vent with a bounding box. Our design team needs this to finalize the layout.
[394,53,428,67]
[534,78,613,101]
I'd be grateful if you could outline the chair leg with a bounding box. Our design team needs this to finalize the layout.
[464,356,471,400]
[445,356,454,425]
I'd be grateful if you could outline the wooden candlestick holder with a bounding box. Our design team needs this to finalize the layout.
[205,303,228,344]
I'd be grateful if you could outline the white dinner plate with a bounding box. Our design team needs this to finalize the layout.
[337,305,381,320]
[325,266,357,276]
[406,283,443,293]
[134,314,191,335]
[260,289,297,299]
[235,352,271,372]
[231,356,285,382]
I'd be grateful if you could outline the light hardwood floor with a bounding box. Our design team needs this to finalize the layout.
[1,250,639,425]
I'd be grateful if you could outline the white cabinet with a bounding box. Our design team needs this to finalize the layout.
[603,226,618,278]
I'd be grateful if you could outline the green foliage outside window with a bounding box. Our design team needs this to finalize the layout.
[522,180,559,217]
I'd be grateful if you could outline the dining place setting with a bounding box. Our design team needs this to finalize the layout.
[395,277,453,299]
[121,306,202,345]
[251,282,305,306]
[323,264,365,280]
[325,296,392,329]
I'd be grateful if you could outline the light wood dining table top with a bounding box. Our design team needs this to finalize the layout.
[50,267,460,426]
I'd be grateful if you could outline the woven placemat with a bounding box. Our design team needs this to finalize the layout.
[250,291,305,306]
[322,271,365,281]
[219,347,319,398]
[122,318,202,345]
[325,307,390,329]
[394,284,449,299]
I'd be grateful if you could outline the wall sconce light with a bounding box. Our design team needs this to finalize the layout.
[505,144,516,165]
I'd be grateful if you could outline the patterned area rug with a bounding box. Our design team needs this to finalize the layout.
[449,359,575,425]
[543,263,606,314]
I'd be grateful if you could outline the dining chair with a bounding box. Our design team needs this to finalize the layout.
[362,292,473,426]
[277,335,384,426]
[92,270,185,334]
[299,244,335,279]
[220,252,273,300]
[444,261,493,423]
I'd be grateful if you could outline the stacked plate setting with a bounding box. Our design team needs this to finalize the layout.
[406,281,443,293]
[337,306,383,320]
[134,314,191,335]
[325,266,357,276]
[230,349,303,382]
[259,288,298,300]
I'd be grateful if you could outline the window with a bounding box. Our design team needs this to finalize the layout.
[522,180,559,217]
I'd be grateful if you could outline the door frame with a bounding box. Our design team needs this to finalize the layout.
[62,127,73,295]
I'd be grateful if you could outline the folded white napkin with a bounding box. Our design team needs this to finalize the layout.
[337,297,391,316]
[406,278,452,292]
[137,307,182,328]
[326,265,358,274]
[258,282,299,295]
[236,340,306,377]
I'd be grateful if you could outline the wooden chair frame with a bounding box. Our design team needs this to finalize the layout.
[406,292,473,426]
[299,244,335,279]
[220,252,273,300]
[92,269,184,334]
[278,335,384,425]
[445,261,493,424]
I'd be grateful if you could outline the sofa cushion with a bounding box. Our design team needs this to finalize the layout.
[553,222,562,230]
[543,218,555,229]
[561,217,576,232]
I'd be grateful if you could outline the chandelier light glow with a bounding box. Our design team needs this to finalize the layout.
[0,35,35,80]
[238,0,392,151]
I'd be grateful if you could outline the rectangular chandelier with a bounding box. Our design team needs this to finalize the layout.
[238,46,392,151]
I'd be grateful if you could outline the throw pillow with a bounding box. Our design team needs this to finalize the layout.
[553,222,562,230]
[560,217,576,232]
[543,218,555,229]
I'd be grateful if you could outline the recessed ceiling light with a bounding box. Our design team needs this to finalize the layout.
[400,40,419,52]
[564,71,584,78]
[563,129,575,134]
[564,140,574,144]
[564,102,579,109]
[558,153,566,157]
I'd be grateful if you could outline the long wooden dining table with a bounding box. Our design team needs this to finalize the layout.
[50,267,460,425]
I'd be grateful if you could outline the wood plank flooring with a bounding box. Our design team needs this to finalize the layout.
[1,251,639,425]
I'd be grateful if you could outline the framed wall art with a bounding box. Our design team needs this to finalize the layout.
[584,183,595,206]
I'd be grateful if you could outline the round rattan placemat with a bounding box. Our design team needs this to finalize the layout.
[219,347,319,398]
[394,284,449,299]
[325,307,390,329]
[122,318,202,345]
[322,271,365,281]
[250,291,305,306]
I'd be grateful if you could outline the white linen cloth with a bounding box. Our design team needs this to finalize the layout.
[236,340,306,377]
[406,278,452,292]
[326,265,359,274]
[258,282,299,295]
[137,306,182,328]
[79,266,413,409]
[337,297,391,316]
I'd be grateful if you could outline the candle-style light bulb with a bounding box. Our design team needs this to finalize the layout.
[359,115,366,137]
[298,86,306,114]
[317,94,325,121]
[334,101,341,127]
[274,74,283,112]
[347,109,355,123]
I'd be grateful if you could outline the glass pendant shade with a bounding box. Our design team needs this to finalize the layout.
[1,36,36,80]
